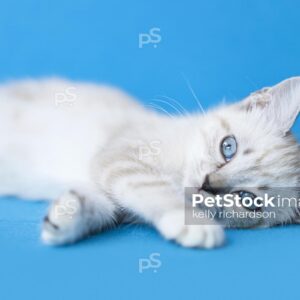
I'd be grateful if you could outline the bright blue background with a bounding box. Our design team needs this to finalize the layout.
[0,1,300,299]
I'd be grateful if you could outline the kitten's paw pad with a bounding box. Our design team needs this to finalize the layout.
[157,210,225,249]
[41,191,84,245]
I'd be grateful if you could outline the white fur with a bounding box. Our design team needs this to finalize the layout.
[0,78,146,199]
[0,77,299,248]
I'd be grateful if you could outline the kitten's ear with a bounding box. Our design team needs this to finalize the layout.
[238,77,300,135]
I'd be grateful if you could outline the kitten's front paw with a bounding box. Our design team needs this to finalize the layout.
[157,209,225,249]
[41,190,84,245]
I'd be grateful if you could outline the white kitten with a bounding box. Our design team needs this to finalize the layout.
[0,77,299,248]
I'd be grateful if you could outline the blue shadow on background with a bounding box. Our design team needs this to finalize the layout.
[0,1,299,299]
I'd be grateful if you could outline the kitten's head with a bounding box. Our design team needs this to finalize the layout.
[184,77,300,228]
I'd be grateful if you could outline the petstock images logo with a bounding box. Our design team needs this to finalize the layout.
[184,187,300,227]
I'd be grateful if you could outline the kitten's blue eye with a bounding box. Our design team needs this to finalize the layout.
[221,136,237,161]
[235,191,261,211]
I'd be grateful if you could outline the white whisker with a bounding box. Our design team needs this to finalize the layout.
[181,73,206,114]
[146,103,177,119]
[151,98,186,117]
[155,95,190,116]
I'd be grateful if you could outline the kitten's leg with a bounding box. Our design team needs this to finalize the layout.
[97,152,225,249]
[41,188,117,245]
[118,187,224,249]
[42,150,224,248]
